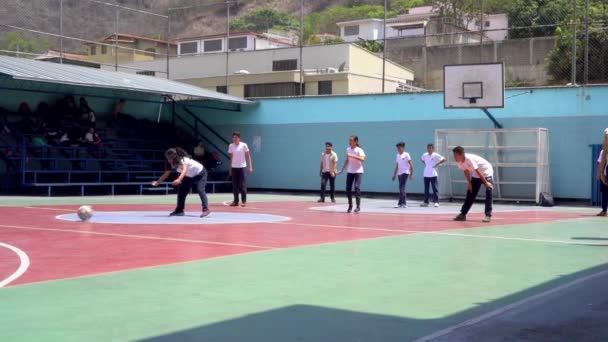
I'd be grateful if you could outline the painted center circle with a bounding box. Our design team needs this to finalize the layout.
[56,211,291,225]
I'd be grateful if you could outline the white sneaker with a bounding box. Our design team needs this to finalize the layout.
[434,203,440,208]
[482,216,491,223]
[402,205,408,208]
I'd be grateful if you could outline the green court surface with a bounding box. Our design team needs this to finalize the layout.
[0,194,606,341]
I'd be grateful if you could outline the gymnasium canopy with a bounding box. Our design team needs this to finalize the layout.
[0,55,252,105]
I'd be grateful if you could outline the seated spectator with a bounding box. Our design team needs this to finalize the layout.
[84,127,103,157]
[0,112,10,134]
[79,97,96,128]
[35,102,51,134]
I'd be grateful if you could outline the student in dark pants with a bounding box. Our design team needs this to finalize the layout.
[319,142,338,203]
[421,143,446,207]
[338,135,366,213]
[152,147,210,218]
[228,131,253,207]
[452,146,494,223]
[597,130,608,216]
[392,142,414,208]
[598,149,608,216]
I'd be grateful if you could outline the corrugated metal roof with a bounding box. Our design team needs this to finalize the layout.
[0,55,251,104]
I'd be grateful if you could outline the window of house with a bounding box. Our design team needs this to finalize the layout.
[485,21,491,27]
[244,82,304,98]
[272,59,298,71]
[179,41,198,55]
[228,37,248,51]
[344,25,360,36]
[318,81,332,95]
[136,70,156,76]
[101,45,107,54]
[90,46,96,55]
[216,86,228,94]
[145,48,156,57]
[204,39,223,52]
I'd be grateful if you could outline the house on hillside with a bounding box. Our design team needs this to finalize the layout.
[337,6,508,46]
[83,33,177,65]
[114,43,416,97]
[176,32,295,57]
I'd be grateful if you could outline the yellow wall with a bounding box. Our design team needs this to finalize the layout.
[347,73,402,94]
[85,39,176,64]
[348,44,414,82]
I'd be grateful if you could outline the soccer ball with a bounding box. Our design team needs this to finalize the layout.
[77,205,94,221]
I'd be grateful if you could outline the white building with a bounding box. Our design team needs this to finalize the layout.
[337,6,508,44]
[177,32,295,56]
[116,44,416,97]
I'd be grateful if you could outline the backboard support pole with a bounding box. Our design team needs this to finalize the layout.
[481,108,503,129]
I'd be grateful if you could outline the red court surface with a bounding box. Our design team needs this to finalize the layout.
[0,202,584,287]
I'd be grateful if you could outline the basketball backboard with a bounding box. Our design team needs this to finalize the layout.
[443,63,504,109]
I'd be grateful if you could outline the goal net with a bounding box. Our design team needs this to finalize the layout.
[435,128,551,203]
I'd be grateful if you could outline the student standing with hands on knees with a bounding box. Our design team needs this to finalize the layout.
[338,135,366,213]
[452,146,494,222]
[318,142,338,203]
[228,131,253,207]
[392,142,413,208]
[421,143,446,207]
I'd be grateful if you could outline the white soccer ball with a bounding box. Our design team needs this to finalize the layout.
[77,205,94,221]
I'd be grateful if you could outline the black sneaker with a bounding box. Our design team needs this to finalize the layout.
[169,211,185,217]
[200,210,211,218]
[354,207,361,213]
[317,199,325,203]
[347,206,353,213]
[453,214,466,221]
[331,198,336,203]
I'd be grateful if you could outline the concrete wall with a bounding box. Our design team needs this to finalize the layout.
[188,86,608,200]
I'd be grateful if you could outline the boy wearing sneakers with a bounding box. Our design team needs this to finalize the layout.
[452,146,494,223]
[420,143,446,207]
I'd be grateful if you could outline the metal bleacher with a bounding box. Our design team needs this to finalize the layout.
[12,124,231,196]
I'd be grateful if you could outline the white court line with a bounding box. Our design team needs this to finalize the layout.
[413,268,608,342]
[0,242,30,287]
[0,224,274,250]
[271,221,606,246]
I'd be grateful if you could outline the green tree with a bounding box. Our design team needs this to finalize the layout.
[505,0,573,39]
[357,39,384,53]
[0,32,51,55]
[546,0,608,83]
[230,8,300,32]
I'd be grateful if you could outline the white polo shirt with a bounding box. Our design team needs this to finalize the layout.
[457,153,493,179]
[396,152,411,175]
[598,150,607,174]
[421,152,445,178]
[322,151,338,172]
[228,142,249,168]
[346,146,365,174]
[175,157,204,178]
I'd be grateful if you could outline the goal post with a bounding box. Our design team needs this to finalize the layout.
[435,128,551,203]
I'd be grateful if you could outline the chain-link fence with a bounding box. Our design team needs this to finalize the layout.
[0,0,606,95]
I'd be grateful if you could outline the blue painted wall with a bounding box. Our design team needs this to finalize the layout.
[193,86,608,200]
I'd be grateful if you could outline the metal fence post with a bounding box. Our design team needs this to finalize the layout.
[299,0,304,96]
[583,0,589,85]
[59,0,64,64]
[382,0,387,94]
[225,1,231,91]
[166,11,171,79]
[571,0,577,84]
[114,8,119,71]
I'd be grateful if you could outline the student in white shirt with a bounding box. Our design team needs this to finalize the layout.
[152,147,210,218]
[228,131,253,207]
[319,142,338,203]
[420,143,446,207]
[391,142,413,208]
[338,135,366,213]
[452,146,494,222]
[596,128,608,216]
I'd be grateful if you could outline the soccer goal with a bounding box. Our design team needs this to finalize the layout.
[435,128,551,203]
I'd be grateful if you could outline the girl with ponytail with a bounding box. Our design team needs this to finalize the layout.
[597,129,608,216]
[153,147,210,217]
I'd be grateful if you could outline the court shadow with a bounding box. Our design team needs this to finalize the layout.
[136,264,608,342]
[571,237,608,241]
[136,305,418,342]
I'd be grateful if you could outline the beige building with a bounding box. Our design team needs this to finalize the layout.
[84,33,177,65]
[116,43,416,97]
